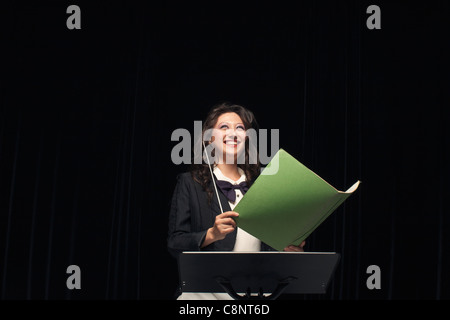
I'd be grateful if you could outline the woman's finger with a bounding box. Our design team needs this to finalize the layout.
[217,211,239,219]
[219,225,235,234]
[218,217,237,226]
[284,244,305,252]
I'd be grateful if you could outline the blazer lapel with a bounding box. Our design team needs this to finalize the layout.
[210,179,231,214]
[208,179,236,250]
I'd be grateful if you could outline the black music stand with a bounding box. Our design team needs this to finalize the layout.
[178,251,340,300]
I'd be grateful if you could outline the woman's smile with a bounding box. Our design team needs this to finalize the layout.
[224,137,241,148]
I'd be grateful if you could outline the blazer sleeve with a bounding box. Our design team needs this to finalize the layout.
[167,173,208,258]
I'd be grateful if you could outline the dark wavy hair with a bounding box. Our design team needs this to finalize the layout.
[190,102,261,203]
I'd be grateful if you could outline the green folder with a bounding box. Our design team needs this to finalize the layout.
[234,149,360,251]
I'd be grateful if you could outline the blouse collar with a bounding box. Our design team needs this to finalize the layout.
[213,166,246,184]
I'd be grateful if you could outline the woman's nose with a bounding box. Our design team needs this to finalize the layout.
[226,128,237,137]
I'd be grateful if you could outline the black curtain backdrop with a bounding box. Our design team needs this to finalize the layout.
[0,0,449,300]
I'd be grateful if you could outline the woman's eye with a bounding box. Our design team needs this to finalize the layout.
[219,124,245,130]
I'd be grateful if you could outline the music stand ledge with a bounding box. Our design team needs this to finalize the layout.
[179,251,340,300]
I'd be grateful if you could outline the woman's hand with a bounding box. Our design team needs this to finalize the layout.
[283,241,306,252]
[201,211,239,248]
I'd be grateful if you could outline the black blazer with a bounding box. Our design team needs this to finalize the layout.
[167,172,274,258]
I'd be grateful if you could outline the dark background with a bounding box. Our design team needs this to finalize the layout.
[0,0,449,300]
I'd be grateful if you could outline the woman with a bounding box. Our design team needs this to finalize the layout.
[167,102,305,299]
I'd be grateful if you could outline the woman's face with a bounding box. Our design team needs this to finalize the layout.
[211,112,246,164]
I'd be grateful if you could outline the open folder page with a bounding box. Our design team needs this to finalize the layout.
[234,149,360,251]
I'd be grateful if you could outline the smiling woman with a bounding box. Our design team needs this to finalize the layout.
[167,102,305,300]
